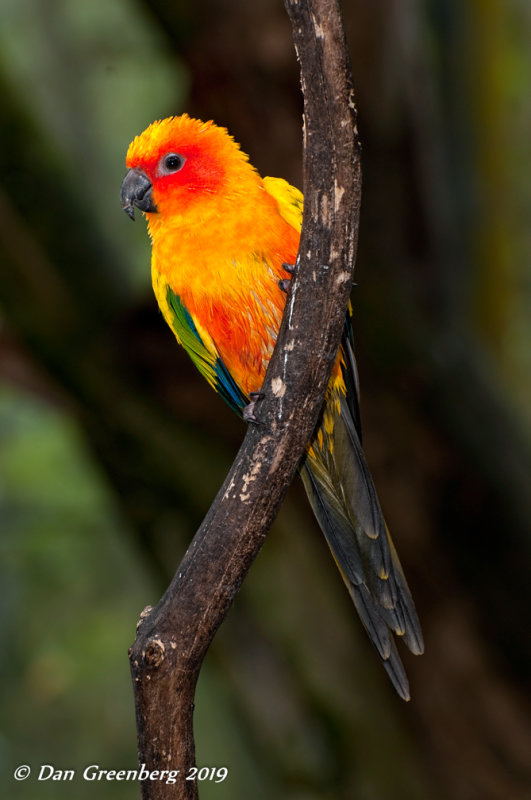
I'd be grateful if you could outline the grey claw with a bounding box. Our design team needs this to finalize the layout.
[278,279,291,293]
[282,262,296,274]
[243,391,265,423]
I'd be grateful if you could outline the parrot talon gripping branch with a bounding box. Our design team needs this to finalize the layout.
[121,113,423,700]
[281,261,296,274]
[242,391,266,423]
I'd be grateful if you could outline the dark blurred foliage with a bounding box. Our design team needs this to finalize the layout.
[0,1,530,799]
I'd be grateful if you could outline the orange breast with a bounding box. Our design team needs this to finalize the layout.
[150,200,300,396]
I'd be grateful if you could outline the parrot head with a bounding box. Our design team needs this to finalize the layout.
[121,114,256,223]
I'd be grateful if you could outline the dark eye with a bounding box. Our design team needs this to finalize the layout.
[160,153,185,174]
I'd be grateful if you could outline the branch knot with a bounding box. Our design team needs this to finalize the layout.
[143,638,166,669]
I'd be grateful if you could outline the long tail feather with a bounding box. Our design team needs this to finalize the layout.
[301,388,423,699]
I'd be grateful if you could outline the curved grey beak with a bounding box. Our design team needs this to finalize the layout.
[121,168,157,220]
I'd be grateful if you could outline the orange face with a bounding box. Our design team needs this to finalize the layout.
[124,115,254,219]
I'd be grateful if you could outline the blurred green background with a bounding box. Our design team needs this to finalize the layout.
[1,1,530,799]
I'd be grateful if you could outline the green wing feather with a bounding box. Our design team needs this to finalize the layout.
[302,334,423,700]
[165,287,248,414]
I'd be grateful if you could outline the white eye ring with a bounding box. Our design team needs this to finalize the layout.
[159,153,186,175]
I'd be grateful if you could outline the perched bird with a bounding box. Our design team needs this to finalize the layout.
[121,114,423,699]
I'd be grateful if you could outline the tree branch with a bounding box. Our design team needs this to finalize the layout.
[128,1,361,797]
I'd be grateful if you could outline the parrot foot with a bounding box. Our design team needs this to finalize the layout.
[279,262,296,293]
[243,391,265,423]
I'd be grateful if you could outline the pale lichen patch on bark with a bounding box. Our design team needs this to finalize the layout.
[334,179,345,210]
[335,271,351,286]
[239,452,267,502]
[271,377,287,398]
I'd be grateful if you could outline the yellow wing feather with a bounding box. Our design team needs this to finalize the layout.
[263,177,303,233]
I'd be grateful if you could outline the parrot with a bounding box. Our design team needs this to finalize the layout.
[121,114,423,700]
